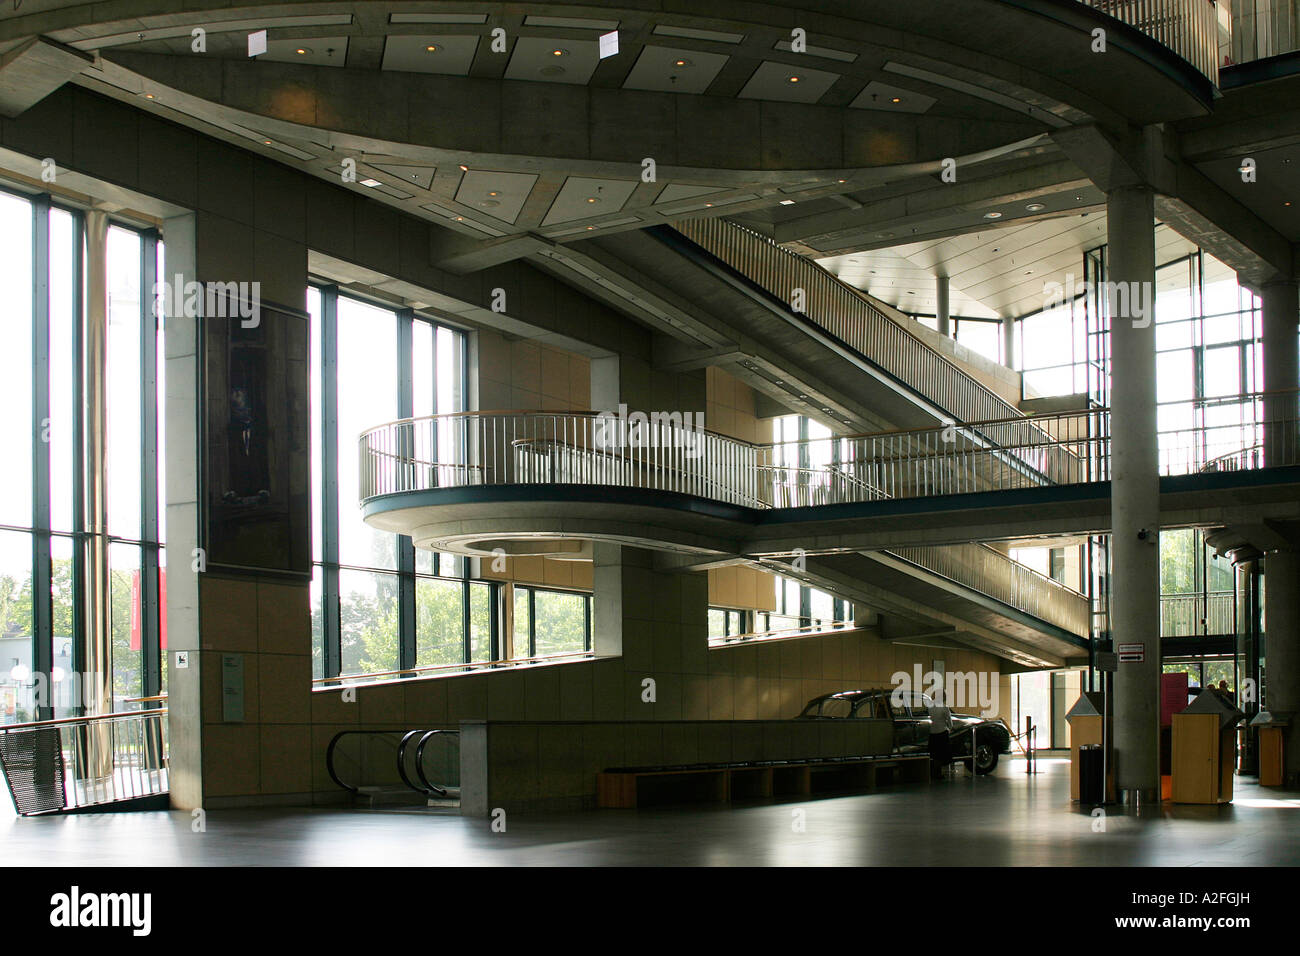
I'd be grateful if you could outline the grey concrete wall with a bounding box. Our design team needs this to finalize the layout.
[459,717,896,816]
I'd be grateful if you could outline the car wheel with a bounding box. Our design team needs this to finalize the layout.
[973,738,999,774]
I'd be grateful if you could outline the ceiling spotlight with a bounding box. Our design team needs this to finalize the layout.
[674,58,692,67]
[487,190,500,196]
[984,211,1003,219]
[360,178,381,187]
[788,75,802,83]
[891,97,902,104]
[1286,201,1294,207]
[705,202,714,207]
[458,164,469,172]
[586,197,600,204]
[263,139,273,146]
[837,179,847,183]
[552,48,567,57]
[586,225,595,230]
[426,44,438,52]
[454,216,464,221]
[1025,202,1046,212]
[143,92,156,100]
[296,47,311,55]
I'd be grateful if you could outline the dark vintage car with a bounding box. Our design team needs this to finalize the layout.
[797,689,1013,774]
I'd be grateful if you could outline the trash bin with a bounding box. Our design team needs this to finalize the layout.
[1079,744,1104,805]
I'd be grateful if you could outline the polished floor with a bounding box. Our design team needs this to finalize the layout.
[4,757,1299,866]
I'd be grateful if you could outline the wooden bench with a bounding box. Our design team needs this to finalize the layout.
[596,754,929,809]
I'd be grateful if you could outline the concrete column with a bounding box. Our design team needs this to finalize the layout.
[1264,551,1300,784]
[935,274,951,337]
[1106,185,1161,804]
[1260,278,1300,785]
[1001,316,1016,369]
[1261,280,1298,466]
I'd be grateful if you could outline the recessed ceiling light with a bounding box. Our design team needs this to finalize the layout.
[458,164,469,172]
[426,45,438,52]
[705,202,714,207]
[296,47,310,55]
[487,191,499,197]
[454,216,464,221]
[263,140,273,146]
[1074,195,1083,201]
[586,197,600,204]
[1286,201,1294,207]
[142,92,155,100]
[674,58,692,67]
[788,75,801,83]
[984,211,1003,219]
[779,199,796,205]
[1025,202,1046,212]
[837,179,846,184]
[360,178,381,187]
[586,225,595,230]
[891,97,902,104]
[552,48,567,57]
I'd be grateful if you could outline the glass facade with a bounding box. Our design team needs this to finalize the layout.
[308,284,533,680]
[0,190,165,724]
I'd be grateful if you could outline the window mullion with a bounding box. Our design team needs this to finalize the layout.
[320,286,341,679]
[31,195,53,720]
[139,229,161,699]
[396,308,416,673]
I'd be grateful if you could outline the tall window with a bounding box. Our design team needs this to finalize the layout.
[309,285,491,680]
[513,586,590,659]
[0,189,164,724]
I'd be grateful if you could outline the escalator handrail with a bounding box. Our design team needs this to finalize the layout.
[396,729,430,795]
[414,730,460,798]
[325,729,409,795]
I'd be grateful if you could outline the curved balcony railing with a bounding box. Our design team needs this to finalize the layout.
[1078,0,1222,85]
[359,394,1296,511]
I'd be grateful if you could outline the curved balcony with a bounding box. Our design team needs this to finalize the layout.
[1077,0,1223,85]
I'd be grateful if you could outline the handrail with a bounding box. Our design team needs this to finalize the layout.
[671,217,1034,434]
[0,708,169,732]
[414,730,459,797]
[311,650,595,687]
[0,708,168,815]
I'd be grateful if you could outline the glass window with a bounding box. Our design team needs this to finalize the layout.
[820,697,852,718]
[335,297,399,571]
[513,585,589,659]
[418,576,465,667]
[0,193,33,529]
[311,285,474,680]
[339,569,400,678]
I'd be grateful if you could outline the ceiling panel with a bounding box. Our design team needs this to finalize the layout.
[259,36,349,67]
[382,35,478,75]
[738,60,840,104]
[850,80,935,114]
[655,183,728,203]
[542,177,639,226]
[454,169,539,224]
[370,163,437,190]
[623,45,729,94]
[505,37,600,85]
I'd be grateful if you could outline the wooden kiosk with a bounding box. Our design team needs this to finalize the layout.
[1172,690,1245,805]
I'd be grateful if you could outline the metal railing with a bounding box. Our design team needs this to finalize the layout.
[1160,590,1235,636]
[311,650,596,688]
[890,543,1091,637]
[0,709,168,816]
[359,393,1295,640]
[672,218,1033,431]
[1079,0,1222,84]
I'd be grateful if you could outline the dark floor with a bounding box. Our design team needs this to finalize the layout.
[4,757,1299,866]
